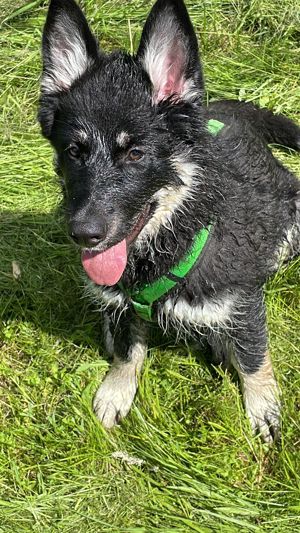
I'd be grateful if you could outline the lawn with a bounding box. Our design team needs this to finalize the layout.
[0,0,299,531]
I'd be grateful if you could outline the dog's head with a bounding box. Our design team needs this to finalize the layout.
[39,0,205,285]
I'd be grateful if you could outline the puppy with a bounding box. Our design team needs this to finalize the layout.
[39,0,300,443]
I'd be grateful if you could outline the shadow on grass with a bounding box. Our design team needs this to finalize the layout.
[0,209,104,348]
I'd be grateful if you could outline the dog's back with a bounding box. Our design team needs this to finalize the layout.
[208,99,300,151]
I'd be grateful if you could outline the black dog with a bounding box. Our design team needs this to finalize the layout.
[39,0,300,443]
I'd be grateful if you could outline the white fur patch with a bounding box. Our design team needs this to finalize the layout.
[93,340,147,428]
[42,22,93,93]
[170,157,197,186]
[236,353,280,443]
[160,294,236,336]
[116,131,130,148]
[136,158,197,246]
[77,129,88,142]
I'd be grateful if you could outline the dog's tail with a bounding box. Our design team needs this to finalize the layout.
[208,99,300,151]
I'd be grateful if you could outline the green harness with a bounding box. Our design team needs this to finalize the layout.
[118,118,224,322]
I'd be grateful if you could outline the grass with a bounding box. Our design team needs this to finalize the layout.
[0,0,299,531]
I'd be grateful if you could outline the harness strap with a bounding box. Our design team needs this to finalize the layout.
[118,118,224,321]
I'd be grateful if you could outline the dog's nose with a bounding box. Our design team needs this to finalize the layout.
[69,219,107,248]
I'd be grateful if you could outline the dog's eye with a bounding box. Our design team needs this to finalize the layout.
[126,148,144,162]
[66,144,81,159]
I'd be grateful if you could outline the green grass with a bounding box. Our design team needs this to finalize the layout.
[0,0,299,531]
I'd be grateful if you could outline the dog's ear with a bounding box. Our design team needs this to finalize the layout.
[41,0,99,95]
[136,0,203,104]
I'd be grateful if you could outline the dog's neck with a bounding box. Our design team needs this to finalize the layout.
[122,119,226,289]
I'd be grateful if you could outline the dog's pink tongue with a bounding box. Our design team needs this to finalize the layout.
[81,239,127,286]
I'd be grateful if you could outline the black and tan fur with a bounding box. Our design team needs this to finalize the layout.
[39,0,300,443]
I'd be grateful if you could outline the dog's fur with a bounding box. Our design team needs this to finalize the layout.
[39,0,300,443]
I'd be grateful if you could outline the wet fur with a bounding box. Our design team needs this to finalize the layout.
[39,0,300,442]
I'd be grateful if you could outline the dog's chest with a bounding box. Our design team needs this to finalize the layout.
[86,280,235,333]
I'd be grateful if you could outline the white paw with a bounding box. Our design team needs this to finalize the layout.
[244,386,281,444]
[93,365,138,428]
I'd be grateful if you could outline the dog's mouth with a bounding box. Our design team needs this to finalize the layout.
[127,202,153,246]
[81,203,152,286]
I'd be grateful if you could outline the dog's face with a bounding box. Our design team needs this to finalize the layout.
[40,0,204,285]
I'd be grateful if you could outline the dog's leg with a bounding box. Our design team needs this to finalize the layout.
[231,291,280,443]
[207,330,232,369]
[237,350,280,443]
[94,312,147,428]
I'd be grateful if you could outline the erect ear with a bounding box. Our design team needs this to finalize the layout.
[136,0,203,104]
[41,0,99,95]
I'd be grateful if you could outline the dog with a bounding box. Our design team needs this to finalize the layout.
[39,0,300,443]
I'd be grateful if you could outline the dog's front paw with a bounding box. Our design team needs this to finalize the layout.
[244,385,281,444]
[93,365,138,428]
